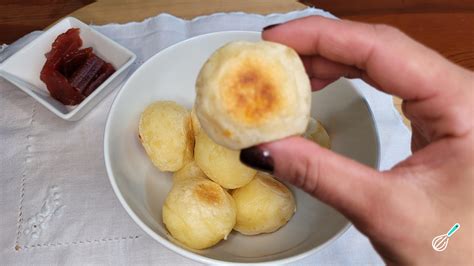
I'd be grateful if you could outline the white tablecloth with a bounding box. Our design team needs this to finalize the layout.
[0,8,411,265]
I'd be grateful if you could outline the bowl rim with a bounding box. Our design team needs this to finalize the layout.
[104,30,381,264]
[0,16,136,121]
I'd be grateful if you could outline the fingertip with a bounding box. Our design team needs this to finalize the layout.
[240,137,317,177]
[260,136,322,188]
[260,136,320,163]
[240,146,274,174]
[262,23,282,32]
[261,24,282,41]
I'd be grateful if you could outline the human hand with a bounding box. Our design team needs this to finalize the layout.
[240,16,474,265]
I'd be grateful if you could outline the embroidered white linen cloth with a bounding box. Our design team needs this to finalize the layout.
[0,8,411,265]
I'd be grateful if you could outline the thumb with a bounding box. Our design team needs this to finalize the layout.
[240,136,387,225]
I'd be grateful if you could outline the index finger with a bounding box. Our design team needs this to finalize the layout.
[262,16,464,101]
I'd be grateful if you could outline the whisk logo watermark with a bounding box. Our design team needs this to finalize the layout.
[432,223,460,252]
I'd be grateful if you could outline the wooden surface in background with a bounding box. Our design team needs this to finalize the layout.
[345,13,474,70]
[70,0,306,24]
[0,0,94,44]
[301,0,474,15]
[2,0,473,128]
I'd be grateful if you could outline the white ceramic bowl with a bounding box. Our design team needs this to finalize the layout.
[104,31,380,264]
[0,17,136,121]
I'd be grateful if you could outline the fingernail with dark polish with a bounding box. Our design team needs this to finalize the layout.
[240,146,274,173]
[262,23,281,31]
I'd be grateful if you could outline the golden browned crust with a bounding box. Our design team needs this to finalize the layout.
[194,182,223,205]
[220,57,284,125]
[259,174,288,194]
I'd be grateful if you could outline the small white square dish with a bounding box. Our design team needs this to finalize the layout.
[0,17,136,121]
